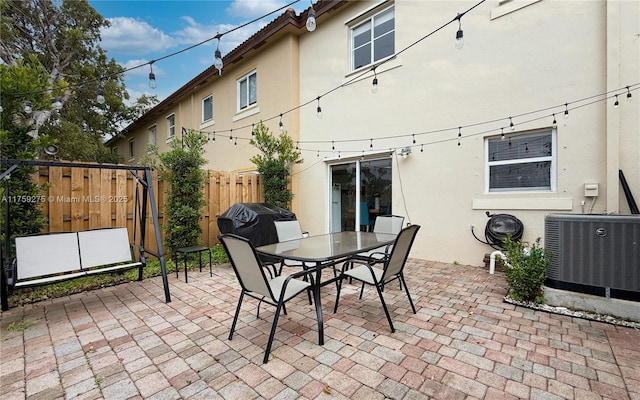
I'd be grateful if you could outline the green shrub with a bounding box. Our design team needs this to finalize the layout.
[502,236,549,303]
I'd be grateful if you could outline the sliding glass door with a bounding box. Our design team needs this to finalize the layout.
[329,157,392,232]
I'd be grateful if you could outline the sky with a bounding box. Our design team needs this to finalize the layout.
[88,0,309,103]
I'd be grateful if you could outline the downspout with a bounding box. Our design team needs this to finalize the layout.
[605,0,621,213]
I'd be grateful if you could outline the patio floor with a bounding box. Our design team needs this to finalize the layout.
[1,259,639,400]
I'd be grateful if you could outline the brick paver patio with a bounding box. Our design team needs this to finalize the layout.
[1,259,639,399]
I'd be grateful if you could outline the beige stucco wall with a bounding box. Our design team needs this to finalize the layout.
[111,33,301,172]
[294,0,639,265]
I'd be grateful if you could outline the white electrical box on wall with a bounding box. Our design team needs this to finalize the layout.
[584,182,599,197]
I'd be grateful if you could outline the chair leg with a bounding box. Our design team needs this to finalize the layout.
[229,291,245,340]
[359,282,365,299]
[374,283,395,333]
[333,274,344,313]
[263,301,284,363]
[399,274,417,314]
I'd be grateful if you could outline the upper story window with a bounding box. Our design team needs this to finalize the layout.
[148,125,157,146]
[166,114,175,139]
[486,129,555,192]
[351,5,395,71]
[128,139,135,160]
[202,95,213,122]
[237,70,257,111]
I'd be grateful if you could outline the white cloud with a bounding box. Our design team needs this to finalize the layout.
[100,17,177,55]
[226,0,291,19]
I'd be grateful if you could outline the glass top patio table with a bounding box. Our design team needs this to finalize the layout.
[256,231,397,345]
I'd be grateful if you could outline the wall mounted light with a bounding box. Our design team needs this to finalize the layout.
[400,146,412,158]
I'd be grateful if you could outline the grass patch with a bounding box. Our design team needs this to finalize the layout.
[7,320,32,332]
[7,244,229,308]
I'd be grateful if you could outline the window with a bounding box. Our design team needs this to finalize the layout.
[128,139,135,159]
[167,114,175,139]
[486,129,555,192]
[202,95,213,122]
[148,125,157,146]
[237,70,257,110]
[351,6,394,70]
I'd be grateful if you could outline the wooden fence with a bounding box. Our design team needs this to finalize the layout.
[35,165,263,255]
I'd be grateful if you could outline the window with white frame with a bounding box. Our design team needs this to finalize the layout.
[166,114,175,139]
[351,5,395,71]
[202,95,213,121]
[148,125,157,146]
[486,129,555,192]
[237,70,257,110]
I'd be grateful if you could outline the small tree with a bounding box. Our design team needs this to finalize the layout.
[502,235,549,303]
[145,130,207,256]
[250,122,302,209]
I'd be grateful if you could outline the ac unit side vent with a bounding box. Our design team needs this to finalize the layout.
[544,214,640,301]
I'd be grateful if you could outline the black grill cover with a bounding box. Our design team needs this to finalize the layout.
[217,203,296,247]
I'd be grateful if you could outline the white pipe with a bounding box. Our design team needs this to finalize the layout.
[489,250,506,274]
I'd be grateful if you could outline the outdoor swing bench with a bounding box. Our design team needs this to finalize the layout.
[5,227,143,290]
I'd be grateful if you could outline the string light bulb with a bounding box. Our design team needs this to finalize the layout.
[371,69,378,93]
[552,114,557,127]
[509,117,514,131]
[306,3,316,32]
[457,127,462,146]
[96,89,105,104]
[279,114,284,131]
[626,86,632,101]
[23,101,32,114]
[148,62,157,89]
[52,96,62,111]
[455,14,464,49]
[316,96,322,119]
[501,127,505,140]
[214,34,223,75]
[614,95,619,108]
[564,103,569,119]
[370,138,373,149]
[251,124,256,138]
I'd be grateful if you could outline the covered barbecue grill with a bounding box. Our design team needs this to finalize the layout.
[217,203,297,247]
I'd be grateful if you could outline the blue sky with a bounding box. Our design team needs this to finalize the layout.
[88,0,309,103]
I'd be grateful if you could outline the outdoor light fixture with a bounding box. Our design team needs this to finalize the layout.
[52,96,62,111]
[214,34,223,75]
[96,89,105,104]
[316,96,322,119]
[23,101,32,114]
[306,4,316,32]
[400,146,412,158]
[455,14,464,49]
[148,62,157,89]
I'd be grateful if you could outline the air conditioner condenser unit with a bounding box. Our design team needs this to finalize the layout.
[545,213,640,301]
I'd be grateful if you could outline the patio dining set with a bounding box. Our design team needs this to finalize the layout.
[219,215,420,364]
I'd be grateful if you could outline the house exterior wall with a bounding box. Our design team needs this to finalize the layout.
[109,33,301,172]
[294,0,639,265]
